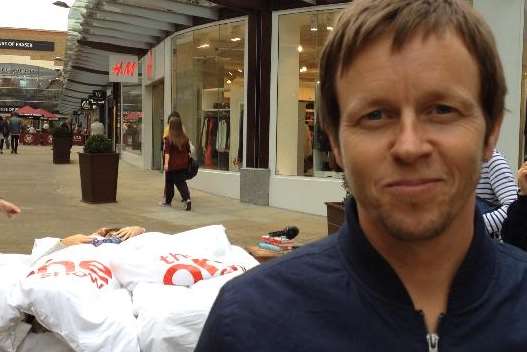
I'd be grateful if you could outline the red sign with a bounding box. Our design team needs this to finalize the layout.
[109,55,138,83]
[112,61,137,77]
[146,49,153,80]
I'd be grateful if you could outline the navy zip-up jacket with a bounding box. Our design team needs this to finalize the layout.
[196,200,527,351]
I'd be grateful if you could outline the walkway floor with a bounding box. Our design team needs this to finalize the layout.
[1,145,327,254]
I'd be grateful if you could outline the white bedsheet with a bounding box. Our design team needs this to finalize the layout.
[0,226,259,352]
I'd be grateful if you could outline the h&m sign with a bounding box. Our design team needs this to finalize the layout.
[109,55,138,83]
[0,39,54,51]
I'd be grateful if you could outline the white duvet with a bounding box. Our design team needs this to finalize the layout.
[0,225,259,352]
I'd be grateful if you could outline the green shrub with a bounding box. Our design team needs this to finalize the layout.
[84,135,113,153]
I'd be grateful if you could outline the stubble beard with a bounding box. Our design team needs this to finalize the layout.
[374,197,457,242]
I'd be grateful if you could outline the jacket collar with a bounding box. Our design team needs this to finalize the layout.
[338,198,496,312]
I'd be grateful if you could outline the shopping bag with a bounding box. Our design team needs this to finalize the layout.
[186,157,199,180]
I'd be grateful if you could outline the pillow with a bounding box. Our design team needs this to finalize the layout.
[8,244,139,352]
[0,254,32,330]
[133,272,243,352]
[113,226,252,290]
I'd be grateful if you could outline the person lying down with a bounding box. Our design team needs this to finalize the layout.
[33,226,146,261]
[61,226,146,246]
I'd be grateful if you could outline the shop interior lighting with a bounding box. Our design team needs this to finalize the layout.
[197,43,210,49]
[300,66,308,73]
[237,68,243,73]
[226,79,232,84]
[326,26,334,31]
[297,45,303,53]
[310,16,318,31]
[230,37,241,42]
[227,71,233,76]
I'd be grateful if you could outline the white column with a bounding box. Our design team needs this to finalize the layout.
[163,39,172,123]
[276,16,301,176]
[474,0,525,167]
[142,60,153,169]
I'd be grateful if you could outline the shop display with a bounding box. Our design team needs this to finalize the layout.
[198,88,231,171]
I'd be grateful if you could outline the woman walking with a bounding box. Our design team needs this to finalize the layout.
[162,112,192,211]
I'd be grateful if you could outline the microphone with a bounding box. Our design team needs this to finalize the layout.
[268,226,299,240]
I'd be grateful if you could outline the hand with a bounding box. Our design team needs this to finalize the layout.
[0,199,21,218]
[94,227,120,236]
[61,234,94,246]
[111,226,145,241]
[518,162,527,195]
[164,164,168,171]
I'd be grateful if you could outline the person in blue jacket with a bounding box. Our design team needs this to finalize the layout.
[196,0,527,351]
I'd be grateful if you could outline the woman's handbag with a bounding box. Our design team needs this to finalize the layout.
[186,157,199,180]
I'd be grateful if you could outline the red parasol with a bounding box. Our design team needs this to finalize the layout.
[35,108,58,120]
[15,105,42,118]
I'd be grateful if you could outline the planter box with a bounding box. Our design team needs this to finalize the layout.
[79,152,119,203]
[52,136,72,164]
[325,202,345,235]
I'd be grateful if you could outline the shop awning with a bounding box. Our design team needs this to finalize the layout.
[58,0,223,115]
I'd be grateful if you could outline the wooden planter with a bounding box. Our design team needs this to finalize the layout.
[325,201,345,235]
[79,152,119,203]
[52,136,72,164]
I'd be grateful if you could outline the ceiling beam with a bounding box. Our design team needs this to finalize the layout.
[63,94,84,101]
[77,40,147,57]
[77,46,118,57]
[68,79,107,87]
[82,34,150,50]
[74,60,108,72]
[91,10,177,31]
[71,65,108,76]
[66,81,106,92]
[69,73,108,85]
[64,87,94,95]
[101,3,193,25]
[208,0,267,12]
[83,27,157,44]
[83,18,166,37]
[112,0,219,20]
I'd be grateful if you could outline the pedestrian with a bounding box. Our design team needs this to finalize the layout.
[90,117,104,136]
[476,149,518,239]
[8,114,22,154]
[160,113,176,204]
[0,198,21,218]
[161,112,191,211]
[196,0,527,351]
[0,117,9,154]
[500,161,527,250]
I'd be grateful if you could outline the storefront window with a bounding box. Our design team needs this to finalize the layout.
[172,19,246,171]
[121,66,143,155]
[276,9,343,178]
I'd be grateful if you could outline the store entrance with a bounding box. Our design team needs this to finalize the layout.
[152,82,164,170]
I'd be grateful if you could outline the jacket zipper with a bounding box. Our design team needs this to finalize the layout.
[426,333,439,352]
[419,311,444,352]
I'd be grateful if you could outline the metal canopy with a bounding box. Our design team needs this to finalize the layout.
[59,0,221,114]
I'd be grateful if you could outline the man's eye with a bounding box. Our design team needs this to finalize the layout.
[364,110,383,120]
[432,105,454,115]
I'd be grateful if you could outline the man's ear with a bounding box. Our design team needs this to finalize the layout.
[483,114,503,162]
[328,129,343,169]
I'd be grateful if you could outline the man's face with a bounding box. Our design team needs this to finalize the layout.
[332,29,501,241]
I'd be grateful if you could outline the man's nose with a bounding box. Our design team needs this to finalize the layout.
[390,111,433,164]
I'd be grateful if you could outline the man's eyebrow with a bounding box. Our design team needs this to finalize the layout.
[340,96,394,118]
[417,89,477,109]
